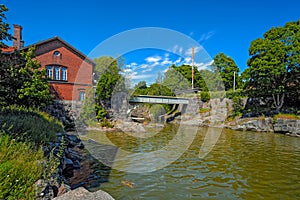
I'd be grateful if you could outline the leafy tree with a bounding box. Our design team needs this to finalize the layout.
[134,81,147,90]
[163,66,190,92]
[156,71,163,84]
[0,47,53,107]
[147,83,174,96]
[162,64,207,92]
[211,53,239,91]
[80,87,96,122]
[17,47,53,107]
[93,56,115,81]
[94,56,122,120]
[132,81,148,96]
[0,4,13,48]
[198,69,222,91]
[244,20,300,112]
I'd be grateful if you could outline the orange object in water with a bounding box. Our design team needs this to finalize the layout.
[121,180,135,188]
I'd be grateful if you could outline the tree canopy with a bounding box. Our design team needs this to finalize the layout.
[211,53,239,91]
[0,47,53,107]
[94,56,123,120]
[243,19,300,111]
[0,5,13,49]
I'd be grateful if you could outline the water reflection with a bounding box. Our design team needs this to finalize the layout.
[82,125,300,199]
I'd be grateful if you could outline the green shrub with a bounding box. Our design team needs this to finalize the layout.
[0,133,44,199]
[199,108,211,113]
[226,89,247,99]
[95,104,107,121]
[200,91,211,102]
[210,91,226,99]
[0,106,63,145]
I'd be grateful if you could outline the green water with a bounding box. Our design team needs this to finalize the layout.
[82,124,300,199]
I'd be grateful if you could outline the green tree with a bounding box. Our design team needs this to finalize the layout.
[80,87,95,122]
[0,4,13,48]
[93,56,115,81]
[132,81,148,96]
[95,56,122,120]
[211,53,240,91]
[147,83,174,96]
[163,66,190,92]
[134,81,147,90]
[17,47,53,107]
[0,47,53,107]
[162,64,207,92]
[244,20,300,112]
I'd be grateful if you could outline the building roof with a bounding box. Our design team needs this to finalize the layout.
[1,46,16,53]
[22,36,96,66]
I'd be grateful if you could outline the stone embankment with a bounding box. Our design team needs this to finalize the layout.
[229,118,300,137]
[169,98,300,137]
[38,132,114,199]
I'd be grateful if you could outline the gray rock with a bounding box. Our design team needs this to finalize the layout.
[54,187,115,200]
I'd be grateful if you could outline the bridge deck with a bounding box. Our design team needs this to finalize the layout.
[129,95,189,104]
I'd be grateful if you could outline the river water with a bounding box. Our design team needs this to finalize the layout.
[82,124,300,199]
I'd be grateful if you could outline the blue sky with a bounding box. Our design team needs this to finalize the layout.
[3,0,300,85]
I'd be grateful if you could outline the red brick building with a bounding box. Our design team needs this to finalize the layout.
[7,25,95,101]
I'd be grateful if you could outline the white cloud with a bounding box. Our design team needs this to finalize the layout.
[145,56,161,63]
[184,57,192,63]
[198,31,215,43]
[175,57,182,64]
[161,57,172,65]
[123,68,132,73]
[196,60,214,70]
[140,64,149,69]
[184,46,202,56]
[131,74,155,80]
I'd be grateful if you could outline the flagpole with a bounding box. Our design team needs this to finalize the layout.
[192,47,194,89]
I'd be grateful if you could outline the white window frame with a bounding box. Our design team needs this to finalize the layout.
[62,67,67,81]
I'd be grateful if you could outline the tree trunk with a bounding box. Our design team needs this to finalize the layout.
[272,93,285,112]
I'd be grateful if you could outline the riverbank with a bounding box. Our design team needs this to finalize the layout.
[170,113,300,137]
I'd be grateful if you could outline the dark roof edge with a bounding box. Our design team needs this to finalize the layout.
[22,36,96,66]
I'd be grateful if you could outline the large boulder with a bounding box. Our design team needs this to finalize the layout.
[54,187,114,200]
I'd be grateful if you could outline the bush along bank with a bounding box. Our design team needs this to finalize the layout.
[0,106,104,199]
[0,106,63,199]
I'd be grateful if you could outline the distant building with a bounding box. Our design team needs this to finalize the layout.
[2,24,95,102]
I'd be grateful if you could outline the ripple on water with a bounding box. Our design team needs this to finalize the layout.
[87,127,300,199]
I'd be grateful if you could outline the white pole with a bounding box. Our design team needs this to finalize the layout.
[192,47,194,89]
[233,71,236,91]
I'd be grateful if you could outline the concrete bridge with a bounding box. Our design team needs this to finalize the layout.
[129,95,189,105]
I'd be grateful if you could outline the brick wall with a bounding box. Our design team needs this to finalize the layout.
[35,43,93,101]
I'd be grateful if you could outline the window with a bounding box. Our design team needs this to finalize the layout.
[62,67,67,81]
[54,66,61,80]
[46,65,68,81]
[79,91,85,101]
[46,66,52,79]
[53,51,61,57]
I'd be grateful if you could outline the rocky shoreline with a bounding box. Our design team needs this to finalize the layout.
[40,113,299,199]
[37,132,115,200]
[172,114,300,137]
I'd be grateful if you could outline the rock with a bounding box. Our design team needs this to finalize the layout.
[54,187,115,200]
[73,160,80,169]
[66,148,83,161]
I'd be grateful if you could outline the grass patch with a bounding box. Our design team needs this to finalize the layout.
[274,113,300,120]
[199,108,211,114]
[0,133,44,199]
[0,106,63,145]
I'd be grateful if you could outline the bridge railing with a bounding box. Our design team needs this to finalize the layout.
[129,95,189,104]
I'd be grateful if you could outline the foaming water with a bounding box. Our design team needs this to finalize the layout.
[84,125,300,199]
